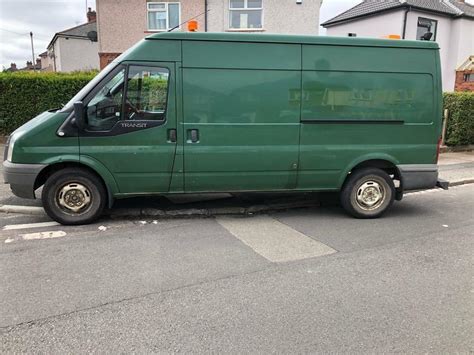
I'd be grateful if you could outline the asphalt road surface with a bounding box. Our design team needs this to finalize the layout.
[1,185,473,353]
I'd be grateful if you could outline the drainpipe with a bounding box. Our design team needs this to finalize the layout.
[402,6,411,39]
[204,0,208,32]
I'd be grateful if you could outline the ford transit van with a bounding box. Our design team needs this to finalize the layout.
[3,33,442,224]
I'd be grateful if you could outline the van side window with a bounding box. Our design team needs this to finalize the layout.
[86,68,125,131]
[125,66,169,121]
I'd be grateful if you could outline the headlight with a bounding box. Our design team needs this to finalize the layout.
[7,133,18,162]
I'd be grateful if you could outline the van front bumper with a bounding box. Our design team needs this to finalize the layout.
[3,161,46,199]
[397,164,438,191]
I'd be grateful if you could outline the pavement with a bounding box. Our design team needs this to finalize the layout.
[438,151,474,184]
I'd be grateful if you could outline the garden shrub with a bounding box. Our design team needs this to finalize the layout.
[443,92,474,146]
[0,71,96,134]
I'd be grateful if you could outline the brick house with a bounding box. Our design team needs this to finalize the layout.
[455,55,474,91]
[96,0,323,69]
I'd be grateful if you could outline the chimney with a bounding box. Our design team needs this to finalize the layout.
[36,58,41,68]
[26,61,33,69]
[87,7,96,22]
[10,63,17,71]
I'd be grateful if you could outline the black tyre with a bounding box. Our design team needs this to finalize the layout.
[340,168,395,219]
[42,168,106,225]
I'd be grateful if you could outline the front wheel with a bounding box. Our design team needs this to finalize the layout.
[340,168,395,219]
[42,168,106,225]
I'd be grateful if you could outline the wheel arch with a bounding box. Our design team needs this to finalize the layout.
[34,158,118,208]
[339,155,403,199]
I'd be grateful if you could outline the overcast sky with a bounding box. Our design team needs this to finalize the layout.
[0,0,360,70]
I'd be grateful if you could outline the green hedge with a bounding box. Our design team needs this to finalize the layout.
[444,92,474,146]
[0,71,96,134]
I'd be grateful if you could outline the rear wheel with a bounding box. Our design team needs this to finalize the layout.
[42,168,106,225]
[340,168,395,218]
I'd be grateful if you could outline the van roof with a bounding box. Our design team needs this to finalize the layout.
[147,32,439,50]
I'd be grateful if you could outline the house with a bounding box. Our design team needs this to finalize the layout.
[46,8,100,72]
[455,55,474,90]
[96,0,323,69]
[4,63,18,72]
[38,51,53,72]
[4,60,42,72]
[321,0,474,92]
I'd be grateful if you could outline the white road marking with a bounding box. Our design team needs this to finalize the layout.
[3,221,60,231]
[20,231,66,241]
[217,215,336,263]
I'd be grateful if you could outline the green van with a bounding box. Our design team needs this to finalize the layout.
[3,33,442,225]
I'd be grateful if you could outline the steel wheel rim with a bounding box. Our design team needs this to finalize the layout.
[56,182,92,214]
[355,180,386,211]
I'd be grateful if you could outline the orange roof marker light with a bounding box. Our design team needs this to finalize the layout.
[383,34,401,39]
[188,20,198,32]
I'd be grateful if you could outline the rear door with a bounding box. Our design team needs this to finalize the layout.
[79,62,178,194]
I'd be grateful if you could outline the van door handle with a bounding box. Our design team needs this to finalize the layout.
[167,129,177,143]
[187,129,199,143]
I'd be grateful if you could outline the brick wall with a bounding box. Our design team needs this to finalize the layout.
[454,70,474,92]
[99,52,121,69]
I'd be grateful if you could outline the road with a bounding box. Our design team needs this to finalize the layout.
[0,185,473,352]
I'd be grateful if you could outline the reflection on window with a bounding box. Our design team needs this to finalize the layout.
[147,2,180,31]
[417,17,437,41]
[126,66,170,121]
[302,72,432,122]
[229,0,263,29]
[86,68,125,131]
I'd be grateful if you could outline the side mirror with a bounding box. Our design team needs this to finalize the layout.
[73,101,86,130]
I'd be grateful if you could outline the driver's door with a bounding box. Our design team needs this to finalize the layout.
[79,62,177,194]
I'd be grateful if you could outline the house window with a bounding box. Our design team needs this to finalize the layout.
[464,73,474,82]
[416,17,437,41]
[147,2,180,31]
[229,0,263,30]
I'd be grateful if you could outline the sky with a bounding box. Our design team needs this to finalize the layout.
[0,0,96,70]
[0,0,360,70]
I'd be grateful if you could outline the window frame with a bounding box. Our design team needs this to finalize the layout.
[416,17,438,42]
[79,63,172,135]
[463,73,474,82]
[228,0,264,31]
[124,64,171,121]
[147,2,181,32]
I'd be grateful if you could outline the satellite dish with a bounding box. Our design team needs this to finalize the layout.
[87,30,98,42]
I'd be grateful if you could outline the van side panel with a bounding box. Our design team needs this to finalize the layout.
[182,41,301,70]
[181,41,301,192]
[124,39,182,62]
[298,45,440,190]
